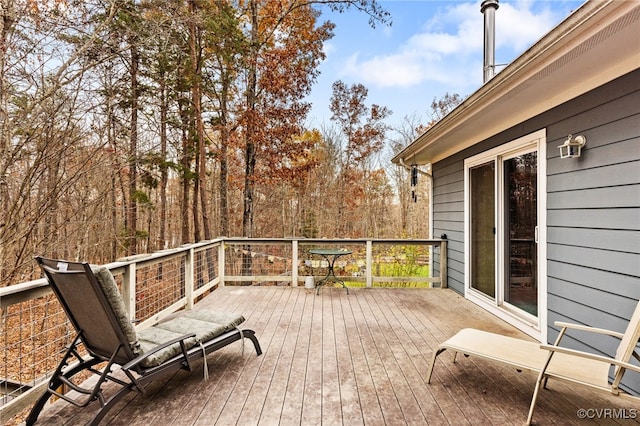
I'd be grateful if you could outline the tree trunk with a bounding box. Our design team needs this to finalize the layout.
[189,0,212,242]
[0,1,16,281]
[127,43,139,255]
[158,74,168,250]
[243,0,258,240]
[180,125,191,244]
[219,125,229,236]
[241,0,259,281]
[193,139,201,242]
[217,64,233,237]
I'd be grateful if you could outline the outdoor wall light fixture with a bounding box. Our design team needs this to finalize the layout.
[558,134,586,158]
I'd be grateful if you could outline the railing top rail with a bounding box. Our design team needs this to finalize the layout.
[222,238,445,244]
[107,238,225,267]
[0,240,227,301]
[0,237,445,303]
[0,278,49,307]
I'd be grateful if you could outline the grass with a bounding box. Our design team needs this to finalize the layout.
[337,261,433,288]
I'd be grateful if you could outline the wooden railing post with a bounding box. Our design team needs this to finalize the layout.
[366,240,373,288]
[185,248,194,310]
[122,263,136,320]
[439,240,448,288]
[292,239,299,287]
[218,242,226,287]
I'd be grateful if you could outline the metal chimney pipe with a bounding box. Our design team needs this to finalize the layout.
[481,0,499,83]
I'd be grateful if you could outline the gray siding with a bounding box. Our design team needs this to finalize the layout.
[431,70,640,394]
[432,160,465,293]
[545,70,640,395]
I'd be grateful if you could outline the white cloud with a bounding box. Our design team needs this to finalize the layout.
[340,50,436,88]
[496,1,560,52]
[337,0,570,89]
[322,41,337,57]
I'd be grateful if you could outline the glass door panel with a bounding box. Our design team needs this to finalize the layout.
[470,162,495,298]
[503,152,537,316]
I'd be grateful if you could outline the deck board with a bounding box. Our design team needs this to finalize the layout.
[31,287,640,425]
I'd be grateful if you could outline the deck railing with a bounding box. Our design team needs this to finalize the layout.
[0,237,447,423]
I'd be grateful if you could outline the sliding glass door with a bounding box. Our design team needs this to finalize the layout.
[503,152,537,316]
[466,140,539,323]
[470,162,495,298]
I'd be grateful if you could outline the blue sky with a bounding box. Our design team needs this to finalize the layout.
[307,0,586,132]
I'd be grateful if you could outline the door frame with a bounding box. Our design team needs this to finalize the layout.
[463,129,547,341]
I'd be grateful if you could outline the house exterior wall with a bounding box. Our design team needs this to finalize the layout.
[431,69,640,393]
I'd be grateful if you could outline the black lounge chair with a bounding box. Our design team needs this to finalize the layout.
[27,256,262,425]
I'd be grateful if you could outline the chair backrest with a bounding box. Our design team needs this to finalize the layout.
[613,298,640,382]
[36,257,139,366]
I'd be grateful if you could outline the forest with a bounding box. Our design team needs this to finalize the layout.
[0,0,452,286]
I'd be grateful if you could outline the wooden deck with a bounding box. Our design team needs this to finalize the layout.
[33,287,639,425]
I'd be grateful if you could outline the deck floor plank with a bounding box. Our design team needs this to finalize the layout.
[256,287,302,426]
[208,287,286,426]
[376,290,449,424]
[240,287,298,426]
[30,287,640,426]
[278,289,314,425]
[361,289,427,424]
[320,290,342,425]
[339,288,386,425]
[333,291,364,426]
[353,288,407,425]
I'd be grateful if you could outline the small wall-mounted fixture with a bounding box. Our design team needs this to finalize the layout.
[558,134,586,158]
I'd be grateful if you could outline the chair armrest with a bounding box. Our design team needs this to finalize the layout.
[554,321,625,339]
[541,344,640,374]
[122,333,196,370]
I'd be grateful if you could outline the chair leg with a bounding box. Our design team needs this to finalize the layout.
[243,329,263,356]
[25,387,55,426]
[526,372,546,425]
[89,383,136,426]
[25,336,102,425]
[426,348,446,384]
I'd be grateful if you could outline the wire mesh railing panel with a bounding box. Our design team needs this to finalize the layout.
[224,243,294,286]
[194,247,218,291]
[298,243,364,285]
[134,256,186,322]
[371,243,431,287]
[1,294,75,405]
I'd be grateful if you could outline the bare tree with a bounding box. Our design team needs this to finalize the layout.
[329,80,391,236]
[0,0,123,284]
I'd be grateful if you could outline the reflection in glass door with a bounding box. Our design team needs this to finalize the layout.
[504,152,537,316]
[470,162,495,298]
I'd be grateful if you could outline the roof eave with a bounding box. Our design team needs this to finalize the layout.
[392,0,640,166]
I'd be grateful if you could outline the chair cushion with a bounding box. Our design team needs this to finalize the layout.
[91,266,141,353]
[181,310,246,335]
[136,327,197,368]
[89,264,246,368]
[136,311,245,368]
